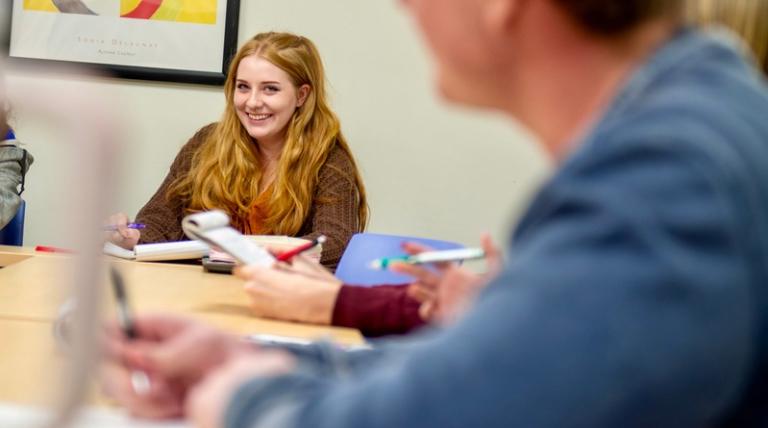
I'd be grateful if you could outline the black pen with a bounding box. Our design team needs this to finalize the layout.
[109,266,150,395]
[110,266,136,339]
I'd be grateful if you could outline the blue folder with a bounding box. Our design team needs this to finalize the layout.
[334,232,464,286]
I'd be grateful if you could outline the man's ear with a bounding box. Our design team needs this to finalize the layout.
[297,84,311,107]
[483,0,525,34]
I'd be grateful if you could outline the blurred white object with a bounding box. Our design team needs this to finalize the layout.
[1,31,122,428]
[0,403,187,428]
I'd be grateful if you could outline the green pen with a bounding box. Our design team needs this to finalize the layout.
[369,248,485,270]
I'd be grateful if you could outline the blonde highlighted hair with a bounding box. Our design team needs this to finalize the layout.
[687,0,768,74]
[168,32,368,234]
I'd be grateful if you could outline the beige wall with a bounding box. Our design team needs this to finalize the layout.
[7,0,551,250]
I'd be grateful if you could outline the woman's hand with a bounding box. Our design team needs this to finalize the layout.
[278,253,338,282]
[105,212,140,250]
[235,256,343,325]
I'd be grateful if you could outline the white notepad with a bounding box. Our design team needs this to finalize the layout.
[103,240,209,262]
[182,210,275,267]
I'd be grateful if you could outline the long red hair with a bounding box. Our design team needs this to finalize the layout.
[168,32,368,234]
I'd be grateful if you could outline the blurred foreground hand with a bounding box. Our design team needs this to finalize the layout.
[102,314,252,419]
[393,233,502,325]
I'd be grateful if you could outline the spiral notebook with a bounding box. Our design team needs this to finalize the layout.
[102,240,209,262]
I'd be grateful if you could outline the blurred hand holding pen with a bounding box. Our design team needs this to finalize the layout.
[109,266,152,395]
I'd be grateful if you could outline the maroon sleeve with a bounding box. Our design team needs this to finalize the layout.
[331,284,426,337]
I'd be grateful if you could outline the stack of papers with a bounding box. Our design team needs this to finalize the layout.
[208,235,322,264]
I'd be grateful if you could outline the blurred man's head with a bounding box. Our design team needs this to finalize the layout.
[401,0,684,150]
[402,0,683,103]
[553,0,683,35]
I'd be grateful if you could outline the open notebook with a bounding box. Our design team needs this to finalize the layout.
[103,240,209,262]
[102,210,320,264]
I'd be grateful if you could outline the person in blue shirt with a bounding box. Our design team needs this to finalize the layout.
[0,112,33,230]
[103,0,768,426]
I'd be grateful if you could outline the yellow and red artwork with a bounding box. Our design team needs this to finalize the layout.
[22,0,56,13]
[22,0,217,24]
[121,0,217,24]
[23,0,112,15]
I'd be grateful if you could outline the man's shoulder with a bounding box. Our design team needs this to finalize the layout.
[590,29,768,176]
[585,64,768,191]
[543,64,768,267]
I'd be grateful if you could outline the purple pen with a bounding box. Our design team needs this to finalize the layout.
[103,223,146,231]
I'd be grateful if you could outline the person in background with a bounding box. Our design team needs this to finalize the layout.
[0,109,33,230]
[108,32,368,270]
[104,0,768,426]
[687,0,768,74]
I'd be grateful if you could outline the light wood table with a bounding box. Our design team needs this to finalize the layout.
[0,319,60,405]
[0,246,364,406]
[0,246,362,342]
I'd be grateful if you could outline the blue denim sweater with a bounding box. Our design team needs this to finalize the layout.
[225,29,768,428]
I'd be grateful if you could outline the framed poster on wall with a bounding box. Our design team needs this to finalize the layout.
[6,0,241,85]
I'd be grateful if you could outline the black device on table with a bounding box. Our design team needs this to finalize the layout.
[202,256,236,274]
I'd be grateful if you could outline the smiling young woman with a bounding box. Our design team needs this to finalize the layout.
[108,32,368,270]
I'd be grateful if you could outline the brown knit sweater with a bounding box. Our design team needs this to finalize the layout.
[135,124,363,270]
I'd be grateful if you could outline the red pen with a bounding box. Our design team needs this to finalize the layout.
[276,235,326,262]
[35,245,75,254]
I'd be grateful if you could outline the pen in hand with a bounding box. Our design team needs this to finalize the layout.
[369,248,486,270]
[110,266,137,338]
[276,235,326,262]
[109,266,151,395]
[103,223,145,232]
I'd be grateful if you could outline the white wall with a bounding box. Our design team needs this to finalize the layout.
[7,0,551,250]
